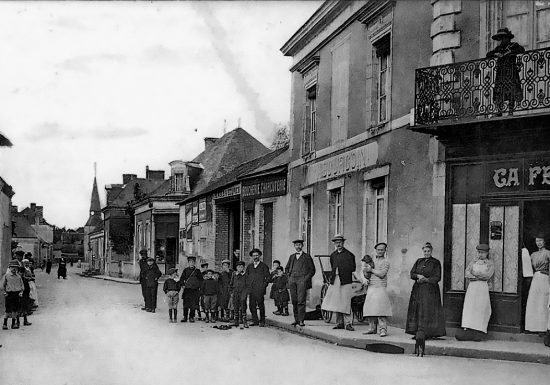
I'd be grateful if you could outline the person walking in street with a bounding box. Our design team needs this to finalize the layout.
[1,260,24,330]
[45,259,52,275]
[179,256,203,323]
[286,239,316,327]
[144,257,162,313]
[245,248,270,327]
[405,242,446,339]
[525,234,550,334]
[138,249,149,311]
[201,269,218,323]
[230,261,248,329]
[57,257,67,279]
[272,266,290,316]
[362,243,392,337]
[321,234,356,331]
[456,244,494,342]
[163,268,181,323]
[218,259,232,322]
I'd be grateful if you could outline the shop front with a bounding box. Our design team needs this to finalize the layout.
[213,184,241,269]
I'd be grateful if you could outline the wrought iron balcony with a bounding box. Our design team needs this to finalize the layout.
[415,48,550,126]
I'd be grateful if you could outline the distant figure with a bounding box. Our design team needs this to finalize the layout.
[57,258,67,279]
[486,28,525,115]
[46,259,52,275]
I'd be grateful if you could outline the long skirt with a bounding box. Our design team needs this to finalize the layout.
[405,282,446,337]
[525,271,550,332]
[5,292,20,318]
[461,281,491,333]
[321,276,352,314]
[363,286,393,317]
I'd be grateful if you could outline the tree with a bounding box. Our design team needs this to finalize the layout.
[270,123,290,150]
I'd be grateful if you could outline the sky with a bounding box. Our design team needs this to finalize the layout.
[0,1,321,229]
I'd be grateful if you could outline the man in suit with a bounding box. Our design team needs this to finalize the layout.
[138,249,149,311]
[245,248,270,327]
[286,239,316,327]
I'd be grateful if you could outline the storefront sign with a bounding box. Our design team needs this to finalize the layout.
[213,184,241,200]
[488,159,550,192]
[242,176,287,200]
[305,142,378,185]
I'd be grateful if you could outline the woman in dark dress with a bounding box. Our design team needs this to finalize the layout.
[57,258,67,279]
[406,242,446,338]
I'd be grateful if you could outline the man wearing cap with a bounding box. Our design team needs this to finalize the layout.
[245,248,270,327]
[144,257,162,313]
[138,249,149,310]
[179,256,203,322]
[321,235,357,331]
[363,242,392,337]
[286,239,316,327]
[218,259,233,322]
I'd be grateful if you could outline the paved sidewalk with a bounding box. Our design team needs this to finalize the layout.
[263,302,550,365]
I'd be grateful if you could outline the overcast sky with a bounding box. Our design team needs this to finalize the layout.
[0,1,321,229]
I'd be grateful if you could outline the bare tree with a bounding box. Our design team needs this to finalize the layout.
[270,123,289,150]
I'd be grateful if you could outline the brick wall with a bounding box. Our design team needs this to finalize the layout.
[214,204,230,268]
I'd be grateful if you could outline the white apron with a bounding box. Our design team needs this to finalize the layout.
[525,271,550,332]
[461,281,491,333]
[321,276,352,314]
[29,281,39,306]
[363,287,392,317]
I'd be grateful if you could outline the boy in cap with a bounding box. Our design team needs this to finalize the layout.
[198,260,209,320]
[218,259,232,322]
[1,260,24,330]
[269,260,281,308]
[272,266,290,316]
[144,257,162,313]
[230,261,248,329]
[163,268,181,322]
[179,256,203,323]
[201,269,218,323]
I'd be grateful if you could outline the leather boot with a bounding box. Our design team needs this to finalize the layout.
[173,309,177,323]
[169,309,173,322]
[210,312,216,323]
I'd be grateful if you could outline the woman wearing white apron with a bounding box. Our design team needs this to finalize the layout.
[525,234,550,333]
[456,244,494,341]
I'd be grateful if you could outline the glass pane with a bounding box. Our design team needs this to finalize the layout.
[536,8,550,46]
[505,13,531,50]
[380,96,387,122]
[451,204,466,290]
[503,206,519,293]
[489,206,504,292]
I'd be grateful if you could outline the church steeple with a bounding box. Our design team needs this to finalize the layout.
[85,163,102,228]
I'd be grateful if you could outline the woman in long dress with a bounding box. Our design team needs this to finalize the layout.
[525,234,550,333]
[456,243,494,341]
[405,242,446,338]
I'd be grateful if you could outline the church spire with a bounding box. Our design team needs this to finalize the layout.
[90,164,101,213]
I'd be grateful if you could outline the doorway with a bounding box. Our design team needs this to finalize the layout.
[262,203,273,267]
[227,201,241,269]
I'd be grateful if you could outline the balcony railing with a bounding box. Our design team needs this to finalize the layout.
[415,48,550,125]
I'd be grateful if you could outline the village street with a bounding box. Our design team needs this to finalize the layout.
[0,268,548,385]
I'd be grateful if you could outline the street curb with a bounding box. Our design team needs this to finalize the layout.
[85,275,140,285]
[266,318,550,365]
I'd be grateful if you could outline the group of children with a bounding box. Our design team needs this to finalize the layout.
[161,258,291,329]
[1,254,39,331]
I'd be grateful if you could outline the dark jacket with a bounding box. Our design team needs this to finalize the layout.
[272,274,290,303]
[144,263,162,287]
[245,261,270,296]
[138,257,148,282]
[329,248,356,285]
[218,270,232,295]
[230,271,248,298]
[163,278,181,293]
[201,278,218,296]
[286,252,316,289]
[179,266,203,290]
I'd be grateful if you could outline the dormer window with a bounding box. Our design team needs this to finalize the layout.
[173,173,184,193]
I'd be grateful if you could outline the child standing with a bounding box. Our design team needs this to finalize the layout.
[230,261,248,329]
[218,259,232,322]
[163,268,181,323]
[1,260,24,330]
[272,266,290,316]
[201,270,218,323]
[269,260,281,307]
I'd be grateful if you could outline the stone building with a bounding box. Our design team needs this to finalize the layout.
[12,203,53,263]
[83,175,103,271]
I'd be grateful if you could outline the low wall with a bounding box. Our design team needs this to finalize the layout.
[108,261,139,281]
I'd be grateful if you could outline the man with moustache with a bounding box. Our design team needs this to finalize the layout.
[245,248,270,327]
[286,239,316,327]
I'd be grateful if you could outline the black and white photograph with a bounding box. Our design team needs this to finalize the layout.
[0,1,549,384]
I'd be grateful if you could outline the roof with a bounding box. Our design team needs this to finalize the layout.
[12,215,38,238]
[89,177,101,212]
[239,146,290,180]
[0,131,12,147]
[108,178,167,208]
[181,146,288,204]
[85,213,103,228]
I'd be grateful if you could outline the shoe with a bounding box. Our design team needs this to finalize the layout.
[141,307,147,311]
[259,321,265,327]
[299,322,305,327]
[291,321,298,327]
[2,325,7,330]
[23,321,32,326]
[244,322,249,329]
[11,325,19,329]
[283,310,289,316]
[240,324,244,330]
[273,311,282,315]
[189,318,195,323]
[146,309,152,312]
[250,321,259,327]
[181,318,187,323]
[210,319,216,324]
[151,309,155,313]
[379,331,387,337]
[363,331,376,335]
[345,324,355,331]
[333,324,345,330]
[205,319,210,323]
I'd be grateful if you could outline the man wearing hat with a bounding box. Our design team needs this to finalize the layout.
[178,256,203,322]
[245,248,270,327]
[363,242,392,337]
[144,257,162,313]
[321,235,357,331]
[486,27,525,114]
[218,259,233,322]
[138,249,149,310]
[286,238,316,326]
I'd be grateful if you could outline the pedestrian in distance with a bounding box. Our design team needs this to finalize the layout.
[405,242,446,340]
[163,268,181,323]
[272,266,290,316]
[321,234,356,331]
[362,242,392,337]
[245,248,270,327]
[218,259,233,322]
[144,257,162,313]
[286,238,316,327]
[57,257,67,279]
[179,256,203,323]
[138,249,149,311]
[46,259,52,275]
[230,261,248,329]
[269,260,281,305]
[201,269,218,323]
[1,260,24,330]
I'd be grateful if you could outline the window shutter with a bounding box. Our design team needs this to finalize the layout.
[304,103,311,155]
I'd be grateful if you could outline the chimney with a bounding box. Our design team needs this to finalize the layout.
[30,203,36,210]
[36,206,43,225]
[11,205,17,213]
[122,174,137,184]
[146,167,165,181]
[204,137,218,152]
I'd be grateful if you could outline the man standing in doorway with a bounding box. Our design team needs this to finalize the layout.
[246,248,270,327]
[363,242,392,337]
[232,249,241,270]
[138,249,148,310]
[286,239,316,327]
[321,234,356,331]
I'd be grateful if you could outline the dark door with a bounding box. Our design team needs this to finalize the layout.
[165,237,177,273]
[262,203,273,267]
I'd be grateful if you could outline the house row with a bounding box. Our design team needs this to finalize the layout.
[83,0,550,337]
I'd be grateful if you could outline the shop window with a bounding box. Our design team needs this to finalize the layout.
[301,195,312,254]
[303,85,317,156]
[329,188,343,237]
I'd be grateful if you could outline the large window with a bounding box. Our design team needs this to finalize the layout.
[503,1,550,50]
[303,86,317,156]
[373,179,386,244]
[329,188,343,237]
[373,34,391,125]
